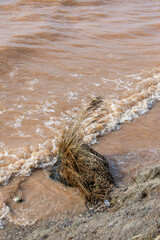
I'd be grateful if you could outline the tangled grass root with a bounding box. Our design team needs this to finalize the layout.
[50,97,114,203]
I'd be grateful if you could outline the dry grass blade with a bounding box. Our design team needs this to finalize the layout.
[50,97,114,203]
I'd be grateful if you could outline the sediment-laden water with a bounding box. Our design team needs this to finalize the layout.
[0,0,160,225]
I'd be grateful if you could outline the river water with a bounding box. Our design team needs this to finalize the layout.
[0,0,160,225]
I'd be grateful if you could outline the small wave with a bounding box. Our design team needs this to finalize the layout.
[82,70,160,144]
[0,69,159,185]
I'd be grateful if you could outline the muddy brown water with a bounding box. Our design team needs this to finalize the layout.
[0,0,160,225]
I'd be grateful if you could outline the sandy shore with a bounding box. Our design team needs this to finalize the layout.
[0,166,160,240]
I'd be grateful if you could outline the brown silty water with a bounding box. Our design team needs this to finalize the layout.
[0,0,160,225]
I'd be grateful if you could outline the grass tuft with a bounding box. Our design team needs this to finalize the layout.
[50,97,114,203]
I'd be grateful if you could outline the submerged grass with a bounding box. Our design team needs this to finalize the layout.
[50,97,114,203]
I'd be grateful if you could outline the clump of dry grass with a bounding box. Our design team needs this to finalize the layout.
[50,97,114,203]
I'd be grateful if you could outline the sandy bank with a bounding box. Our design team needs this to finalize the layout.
[0,166,159,240]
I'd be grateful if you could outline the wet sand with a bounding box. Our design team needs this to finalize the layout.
[0,166,160,240]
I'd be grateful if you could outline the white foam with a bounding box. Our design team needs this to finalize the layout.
[79,71,160,144]
[0,203,10,220]
[45,117,62,129]
[70,73,79,77]
[68,91,78,100]
[9,72,14,78]
[29,78,39,85]
[12,130,31,138]
[35,127,44,137]
[40,101,56,115]
[0,110,6,115]
[92,83,100,87]
[17,96,28,101]
[13,116,24,128]
[0,69,159,185]
[126,73,142,80]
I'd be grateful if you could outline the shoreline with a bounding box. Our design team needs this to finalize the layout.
[0,165,159,240]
